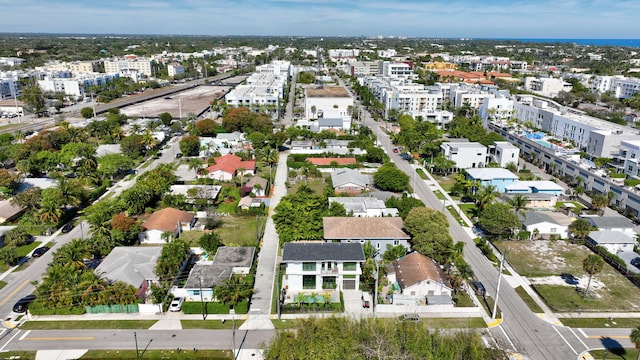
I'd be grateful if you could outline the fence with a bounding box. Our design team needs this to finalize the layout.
[84,304,139,314]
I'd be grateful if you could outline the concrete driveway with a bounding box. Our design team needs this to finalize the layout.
[343,289,370,318]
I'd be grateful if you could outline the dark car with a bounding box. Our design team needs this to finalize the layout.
[32,246,50,258]
[471,281,486,297]
[632,258,640,269]
[13,295,36,313]
[61,222,74,233]
[175,152,183,158]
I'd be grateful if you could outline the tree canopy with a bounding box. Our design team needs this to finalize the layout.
[404,207,454,263]
[477,203,520,238]
[222,107,272,134]
[374,164,409,192]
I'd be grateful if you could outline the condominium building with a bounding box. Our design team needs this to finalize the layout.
[304,85,353,129]
[45,61,98,74]
[591,75,640,99]
[103,56,154,76]
[38,73,119,98]
[0,73,21,100]
[524,77,573,98]
[167,63,185,77]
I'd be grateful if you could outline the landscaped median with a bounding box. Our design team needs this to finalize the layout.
[19,319,245,330]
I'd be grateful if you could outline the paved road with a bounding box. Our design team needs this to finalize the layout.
[0,328,273,352]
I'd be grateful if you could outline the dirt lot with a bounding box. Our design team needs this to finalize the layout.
[120,85,230,118]
[494,240,640,312]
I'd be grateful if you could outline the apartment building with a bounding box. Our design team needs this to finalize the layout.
[524,77,573,98]
[379,61,416,80]
[0,73,21,100]
[304,85,353,129]
[45,61,98,74]
[38,73,119,98]
[103,56,154,76]
[167,63,185,77]
[591,75,640,99]
[440,140,488,169]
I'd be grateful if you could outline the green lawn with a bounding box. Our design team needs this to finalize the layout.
[561,317,640,328]
[514,286,543,313]
[20,320,157,330]
[80,350,232,359]
[416,168,428,180]
[216,216,263,247]
[181,320,245,329]
[590,349,638,360]
[494,240,640,312]
[288,177,327,195]
[433,190,446,200]
[379,317,486,329]
[453,292,475,307]
[272,319,299,329]
[179,230,207,246]
[555,201,584,214]
[17,241,42,257]
[458,203,478,219]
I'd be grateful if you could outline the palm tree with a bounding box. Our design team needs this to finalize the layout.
[13,130,25,144]
[476,185,500,211]
[188,157,204,173]
[507,194,529,213]
[57,176,83,208]
[54,239,90,269]
[630,327,640,360]
[582,254,604,298]
[214,276,253,308]
[591,194,608,215]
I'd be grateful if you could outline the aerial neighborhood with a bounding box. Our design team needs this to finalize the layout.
[2,34,640,359]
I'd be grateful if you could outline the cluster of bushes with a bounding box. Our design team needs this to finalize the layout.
[475,237,498,263]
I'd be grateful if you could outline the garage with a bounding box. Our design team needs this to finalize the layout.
[343,279,356,290]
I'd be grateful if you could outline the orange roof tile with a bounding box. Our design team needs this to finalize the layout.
[142,207,195,232]
[307,158,357,166]
[206,154,255,174]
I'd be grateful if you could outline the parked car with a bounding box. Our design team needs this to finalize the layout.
[169,296,184,312]
[471,281,486,297]
[393,148,399,153]
[61,222,74,233]
[361,292,371,308]
[631,258,640,269]
[32,246,50,258]
[175,152,183,158]
[13,295,36,313]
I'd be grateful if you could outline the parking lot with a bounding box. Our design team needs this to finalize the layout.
[120,85,230,118]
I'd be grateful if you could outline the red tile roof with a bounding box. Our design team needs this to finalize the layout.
[206,154,255,174]
[307,157,357,166]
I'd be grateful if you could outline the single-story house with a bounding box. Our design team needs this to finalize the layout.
[205,154,255,181]
[502,193,558,209]
[587,230,638,254]
[0,199,25,224]
[94,246,163,299]
[290,140,314,151]
[238,196,263,210]
[331,168,372,194]
[243,176,268,197]
[306,157,357,166]
[316,118,345,132]
[519,211,575,239]
[464,168,519,193]
[504,180,564,196]
[200,137,232,157]
[17,178,58,193]
[173,246,255,302]
[281,242,364,293]
[324,139,351,150]
[586,216,637,235]
[168,185,222,203]
[323,217,411,258]
[386,252,453,305]
[139,207,196,244]
[328,197,398,217]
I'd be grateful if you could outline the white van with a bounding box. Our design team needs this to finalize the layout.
[361,292,371,308]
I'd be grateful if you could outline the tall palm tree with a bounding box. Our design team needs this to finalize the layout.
[214,276,253,308]
[630,327,640,360]
[582,254,604,298]
[507,194,529,213]
[476,185,500,211]
[188,157,204,173]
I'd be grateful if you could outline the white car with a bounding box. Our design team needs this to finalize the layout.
[169,296,184,312]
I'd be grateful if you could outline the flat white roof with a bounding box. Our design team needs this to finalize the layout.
[465,168,519,180]
[506,180,564,191]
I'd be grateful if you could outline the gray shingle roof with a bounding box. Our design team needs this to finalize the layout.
[95,247,162,287]
[318,118,344,127]
[588,230,637,245]
[282,242,365,262]
[587,216,636,229]
[331,168,371,188]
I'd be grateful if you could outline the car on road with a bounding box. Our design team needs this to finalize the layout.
[61,222,74,233]
[169,296,184,312]
[400,153,411,161]
[393,148,399,153]
[175,152,183,158]
[32,246,50,258]
[13,295,36,313]
[631,258,640,269]
[164,96,172,100]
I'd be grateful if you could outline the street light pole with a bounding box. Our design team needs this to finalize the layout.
[373,261,379,319]
[134,331,140,360]
[492,250,506,319]
[198,274,205,320]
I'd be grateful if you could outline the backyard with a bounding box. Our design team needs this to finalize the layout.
[493,240,640,312]
[178,216,264,248]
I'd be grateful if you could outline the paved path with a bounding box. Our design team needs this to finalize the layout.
[240,152,289,330]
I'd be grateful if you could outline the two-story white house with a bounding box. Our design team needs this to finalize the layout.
[440,140,487,169]
[281,242,364,291]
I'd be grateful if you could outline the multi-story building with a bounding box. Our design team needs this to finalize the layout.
[440,140,488,169]
[591,75,640,99]
[38,73,119,98]
[45,61,98,74]
[621,140,640,179]
[490,141,520,168]
[0,73,21,100]
[224,71,287,112]
[524,77,573,98]
[103,56,154,76]
[379,61,416,80]
[167,63,185,77]
[304,85,353,129]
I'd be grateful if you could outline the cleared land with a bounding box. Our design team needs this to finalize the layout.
[120,86,229,118]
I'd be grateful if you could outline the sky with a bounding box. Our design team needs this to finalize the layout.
[1,0,640,38]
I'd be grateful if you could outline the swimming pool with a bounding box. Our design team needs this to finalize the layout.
[536,140,553,149]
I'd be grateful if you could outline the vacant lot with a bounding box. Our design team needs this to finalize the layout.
[494,240,640,312]
[216,216,263,247]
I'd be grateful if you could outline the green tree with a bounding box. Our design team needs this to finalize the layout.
[591,194,608,215]
[507,194,529,213]
[3,228,31,247]
[385,194,425,219]
[20,84,46,116]
[297,71,316,84]
[159,112,173,126]
[80,107,94,119]
[404,207,453,263]
[97,153,134,180]
[568,218,593,240]
[199,232,221,254]
[476,185,500,211]
[120,134,146,159]
[179,135,201,156]
[477,203,520,238]
[630,327,640,360]
[214,276,253,308]
[0,246,19,266]
[194,119,217,136]
[582,254,604,298]
[382,244,407,263]
[373,164,409,192]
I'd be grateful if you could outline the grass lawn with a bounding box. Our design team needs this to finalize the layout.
[453,292,475,307]
[416,168,428,180]
[179,230,207,246]
[0,280,6,290]
[216,216,262,247]
[272,319,300,329]
[458,203,478,219]
[0,351,36,359]
[433,174,456,192]
[379,317,486,329]
[288,177,326,195]
[433,190,446,200]
[181,320,245,329]
[20,320,157,330]
[561,317,640,328]
[80,350,232,359]
[514,286,543,313]
[555,201,584,215]
[590,349,638,360]
[16,241,42,257]
[494,240,640,312]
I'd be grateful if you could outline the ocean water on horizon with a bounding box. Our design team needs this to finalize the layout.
[496,38,640,47]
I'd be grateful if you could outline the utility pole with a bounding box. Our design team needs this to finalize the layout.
[179,97,182,120]
[198,274,205,320]
[492,250,506,319]
[134,332,140,360]
[373,261,379,319]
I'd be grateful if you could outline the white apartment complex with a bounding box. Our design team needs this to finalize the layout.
[440,141,488,169]
[224,70,287,110]
[167,63,185,77]
[38,73,119,98]
[44,61,98,74]
[103,56,154,76]
[591,75,640,99]
[524,77,573,98]
[303,85,353,129]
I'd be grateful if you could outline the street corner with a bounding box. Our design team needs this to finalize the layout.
[2,319,19,329]
[536,313,563,326]
[486,318,503,328]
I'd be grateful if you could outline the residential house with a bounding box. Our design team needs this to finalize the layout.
[587,230,637,254]
[505,181,564,196]
[323,139,351,150]
[465,168,519,193]
[307,157,357,166]
[519,211,575,239]
[243,176,268,197]
[316,118,345,132]
[304,86,353,129]
[238,196,263,210]
[0,199,25,224]
[290,140,314,151]
[328,197,398,217]
[323,217,411,257]
[173,246,255,302]
[281,242,364,293]
[168,185,221,204]
[489,141,520,168]
[440,141,488,169]
[94,246,163,299]
[205,154,255,181]
[331,168,372,194]
[386,252,453,305]
[586,216,637,235]
[139,207,196,244]
[502,193,558,210]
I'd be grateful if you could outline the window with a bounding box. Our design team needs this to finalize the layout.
[550,228,557,233]
[393,240,400,246]
[343,262,357,271]
[376,243,381,249]
[303,262,316,271]
[193,290,200,296]
[303,275,316,289]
